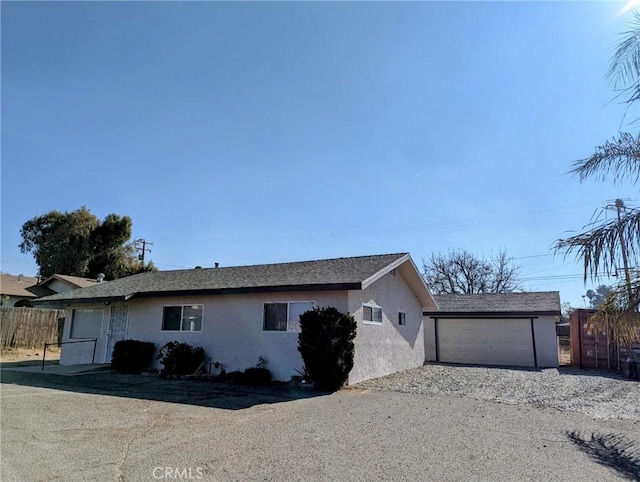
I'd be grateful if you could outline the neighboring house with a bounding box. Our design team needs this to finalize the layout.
[34,274,98,297]
[424,292,561,368]
[34,253,436,384]
[0,273,99,307]
[0,274,40,307]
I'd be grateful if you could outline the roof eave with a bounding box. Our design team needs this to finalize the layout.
[361,254,437,310]
[32,295,127,306]
[424,310,561,318]
[32,282,362,305]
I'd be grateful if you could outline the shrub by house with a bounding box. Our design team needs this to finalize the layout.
[298,306,357,391]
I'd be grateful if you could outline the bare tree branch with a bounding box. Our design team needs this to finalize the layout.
[422,249,522,295]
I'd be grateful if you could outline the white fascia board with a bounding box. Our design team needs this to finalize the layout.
[361,254,438,311]
[361,254,411,289]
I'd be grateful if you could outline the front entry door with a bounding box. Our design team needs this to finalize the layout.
[106,305,129,363]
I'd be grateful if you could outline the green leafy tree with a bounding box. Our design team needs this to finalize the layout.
[298,307,357,391]
[422,248,522,294]
[586,285,613,309]
[19,207,155,279]
[560,301,577,323]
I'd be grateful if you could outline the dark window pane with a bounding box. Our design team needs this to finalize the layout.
[363,305,373,322]
[288,302,314,332]
[373,307,382,323]
[70,308,103,339]
[162,306,182,331]
[264,303,287,331]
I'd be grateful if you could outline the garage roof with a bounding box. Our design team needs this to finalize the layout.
[427,291,561,317]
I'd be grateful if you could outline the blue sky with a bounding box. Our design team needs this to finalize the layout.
[2,1,638,309]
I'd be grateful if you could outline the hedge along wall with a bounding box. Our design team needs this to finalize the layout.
[0,307,65,348]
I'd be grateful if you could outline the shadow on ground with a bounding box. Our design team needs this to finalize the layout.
[558,366,639,382]
[0,361,328,410]
[566,430,640,480]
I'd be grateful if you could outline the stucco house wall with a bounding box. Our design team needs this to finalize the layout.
[60,303,108,365]
[61,291,348,382]
[423,317,436,362]
[347,271,425,384]
[46,279,78,294]
[533,315,559,368]
[2,295,29,307]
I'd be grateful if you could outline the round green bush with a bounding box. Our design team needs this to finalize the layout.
[111,340,156,374]
[298,307,357,391]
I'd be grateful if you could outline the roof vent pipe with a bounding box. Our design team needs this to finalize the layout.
[97,273,105,283]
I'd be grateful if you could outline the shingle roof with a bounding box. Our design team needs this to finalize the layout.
[0,274,39,298]
[35,253,410,303]
[429,292,561,315]
[40,274,98,289]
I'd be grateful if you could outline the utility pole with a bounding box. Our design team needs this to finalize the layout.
[614,199,633,300]
[134,239,153,265]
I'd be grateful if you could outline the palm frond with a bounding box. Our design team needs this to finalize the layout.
[607,12,640,91]
[587,281,640,346]
[569,132,640,185]
[554,207,640,280]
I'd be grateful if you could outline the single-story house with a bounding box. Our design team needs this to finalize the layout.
[0,273,98,307]
[0,274,40,307]
[35,253,437,384]
[35,274,98,296]
[423,292,561,368]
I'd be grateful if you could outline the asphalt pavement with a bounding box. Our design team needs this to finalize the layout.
[1,364,639,481]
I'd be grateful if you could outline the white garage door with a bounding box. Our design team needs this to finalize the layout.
[438,318,535,367]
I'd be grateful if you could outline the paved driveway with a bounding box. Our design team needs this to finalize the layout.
[1,364,639,481]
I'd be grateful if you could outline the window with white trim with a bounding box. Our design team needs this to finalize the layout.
[263,301,315,332]
[162,305,203,331]
[362,303,383,324]
[70,308,104,339]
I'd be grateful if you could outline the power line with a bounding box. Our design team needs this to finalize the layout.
[156,200,613,245]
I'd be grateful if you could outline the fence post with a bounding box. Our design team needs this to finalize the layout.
[42,343,48,370]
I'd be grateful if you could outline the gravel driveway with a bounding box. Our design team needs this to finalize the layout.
[356,364,640,421]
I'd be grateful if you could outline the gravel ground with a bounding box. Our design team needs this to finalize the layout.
[356,364,640,421]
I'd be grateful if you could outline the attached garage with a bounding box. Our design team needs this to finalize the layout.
[424,292,561,368]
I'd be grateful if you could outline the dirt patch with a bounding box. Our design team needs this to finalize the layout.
[0,346,60,363]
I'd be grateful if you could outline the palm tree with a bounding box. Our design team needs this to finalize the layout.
[555,12,640,354]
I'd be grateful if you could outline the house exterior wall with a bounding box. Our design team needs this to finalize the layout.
[423,317,436,362]
[60,304,108,365]
[533,315,559,368]
[47,279,78,294]
[60,291,348,382]
[1,295,32,307]
[347,271,425,384]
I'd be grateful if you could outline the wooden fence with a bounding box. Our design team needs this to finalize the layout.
[0,307,65,349]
